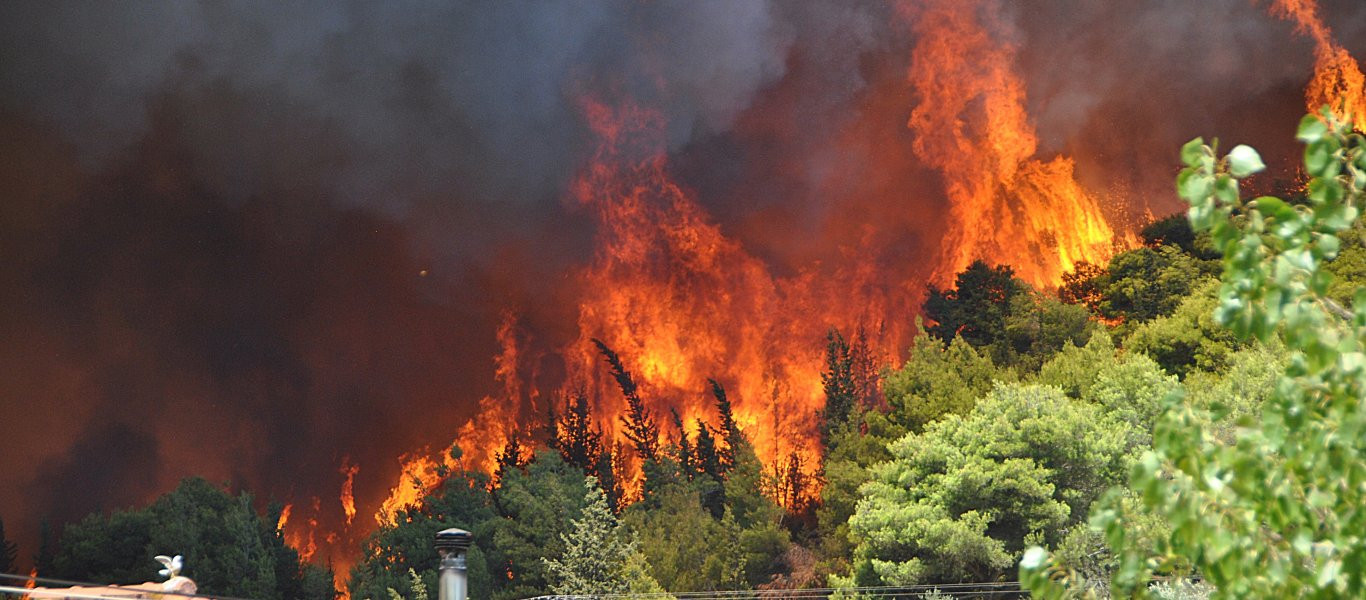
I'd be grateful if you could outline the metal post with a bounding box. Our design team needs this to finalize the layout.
[434,528,472,600]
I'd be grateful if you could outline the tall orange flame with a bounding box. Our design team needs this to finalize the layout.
[1268,0,1366,122]
[353,0,1148,571]
[900,0,1128,288]
[564,97,828,495]
[339,458,359,527]
[276,502,291,531]
[375,453,445,527]
[279,498,320,562]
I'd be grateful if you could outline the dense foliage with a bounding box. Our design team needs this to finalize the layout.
[1023,109,1366,598]
[46,478,334,600]
[34,111,1366,600]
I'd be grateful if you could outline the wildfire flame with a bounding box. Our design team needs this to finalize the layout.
[900,0,1130,288]
[564,97,829,495]
[376,452,445,526]
[21,568,36,600]
[276,503,291,531]
[372,310,530,525]
[278,498,320,562]
[1268,0,1366,122]
[339,458,359,527]
[361,0,1144,523]
[286,0,1366,584]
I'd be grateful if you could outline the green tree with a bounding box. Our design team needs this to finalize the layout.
[487,450,591,600]
[51,478,333,600]
[493,433,527,488]
[1022,109,1366,598]
[1060,261,1108,314]
[708,379,740,470]
[846,383,1133,587]
[1323,227,1366,305]
[1036,328,1178,438]
[626,485,747,592]
[820,329,858,451]
[814,408,906,578]
[883,327,1011,432]
[718,424,791,587]
[819,328,882,452]
[1138,212,1220,260]
[0,517,16,577]
[1124,280,1241,377]
[997,287,1094,372]
[385,569,429,600]
[34,520,54,576]
[594,339,660,463]
[554,389,603,475]
[924,260,1023,348]
[1099,245,1216,323]
[349,463,497,600]
[1087,352,1178,439]
[1035,330,1118,400]
[544,477,665,596]
[1182,343,1286,444]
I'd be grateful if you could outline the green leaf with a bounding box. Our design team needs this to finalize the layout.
[1254,195,1287,214]
[1316,234,1341,259]
[1294,531,1313,555]
[1020,546,1049,570]
[1179,172,1213,204]
[1228,144,1266,177]
[1308,178,1344,208]
[1318,558,1341,588]
[1298,114,1328,143]
[1181,137,1206,167]
[1306,138,1341,178]
[1214,174,1239,205]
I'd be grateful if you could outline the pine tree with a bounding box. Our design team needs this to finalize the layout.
[594,444,624,514]
[777,452,816,529]
[543,478,664,596]
[593,339,659,462]
[848,326,883,411]
[556,389,603,474]
[693,420,727,519]
[34,520,53,576]
[708,378,738,469]
[669,408,695,480]
[0,516,16,575]
[543,402,561,456]
[693,420,723,481]
[493,434,527,488]
[820,329,857,452]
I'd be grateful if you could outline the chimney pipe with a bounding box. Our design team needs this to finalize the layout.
[434,528,472,600]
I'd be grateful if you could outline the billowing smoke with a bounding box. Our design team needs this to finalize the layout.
[1,0,1363,572]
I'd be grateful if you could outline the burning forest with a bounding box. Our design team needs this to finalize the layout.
[2,0,1365,597]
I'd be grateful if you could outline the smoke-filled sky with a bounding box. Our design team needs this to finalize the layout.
[2,0,1364,569]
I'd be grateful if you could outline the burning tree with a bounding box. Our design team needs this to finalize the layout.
[593,338,660,463]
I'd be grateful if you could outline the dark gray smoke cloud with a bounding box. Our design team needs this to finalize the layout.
[1,0,1363,571]
[0,1,796,214]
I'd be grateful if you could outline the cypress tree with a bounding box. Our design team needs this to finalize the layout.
[708,378,738,469]
[669,408,695,480]
[592,339,659,462]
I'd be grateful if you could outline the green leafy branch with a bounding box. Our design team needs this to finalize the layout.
[1022,109,1366,599]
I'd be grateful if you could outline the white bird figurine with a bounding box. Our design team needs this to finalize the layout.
[154,555,183,579]
[155,555,196,594]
